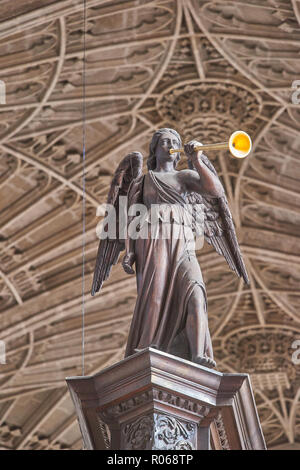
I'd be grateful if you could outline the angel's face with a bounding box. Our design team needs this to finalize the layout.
[155,132,180,165]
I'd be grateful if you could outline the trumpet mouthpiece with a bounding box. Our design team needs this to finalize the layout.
[169,148,183,154]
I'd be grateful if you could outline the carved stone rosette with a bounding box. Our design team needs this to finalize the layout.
[156,81,261,145]
[66,348,266,450]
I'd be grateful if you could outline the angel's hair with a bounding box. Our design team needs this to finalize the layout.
[147,128,182,171]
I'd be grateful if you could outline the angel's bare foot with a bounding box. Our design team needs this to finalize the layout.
[192,355,216,369]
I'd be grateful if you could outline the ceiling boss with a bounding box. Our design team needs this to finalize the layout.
[91,128,251,368]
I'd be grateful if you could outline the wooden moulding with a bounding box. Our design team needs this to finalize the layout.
[66,348,266,450]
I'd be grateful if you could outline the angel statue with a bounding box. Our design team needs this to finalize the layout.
[91,128,249,368]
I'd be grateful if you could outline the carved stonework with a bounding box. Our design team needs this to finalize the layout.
[157,82,261,127]
[0,422,22,449]
[0,422,69,450]
[224,328,299,384]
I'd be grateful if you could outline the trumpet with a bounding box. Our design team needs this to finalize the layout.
[170,130,252,159]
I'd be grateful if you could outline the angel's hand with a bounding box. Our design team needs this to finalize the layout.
[122,252,136,275]
[184,140,203,163]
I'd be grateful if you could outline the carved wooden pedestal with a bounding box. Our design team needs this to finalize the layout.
[66,348,266,450]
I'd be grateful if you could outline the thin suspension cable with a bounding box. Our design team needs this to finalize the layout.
[82,0,87,376]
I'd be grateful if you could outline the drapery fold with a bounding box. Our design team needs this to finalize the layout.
[125,171,207,360]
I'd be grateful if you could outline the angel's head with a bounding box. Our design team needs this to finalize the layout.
[147,128,182,171]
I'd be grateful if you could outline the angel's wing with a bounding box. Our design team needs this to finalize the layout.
[91,152,143,295]
[188,153,250,285]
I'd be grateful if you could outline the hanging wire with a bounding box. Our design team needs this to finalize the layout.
[81,0,87,376]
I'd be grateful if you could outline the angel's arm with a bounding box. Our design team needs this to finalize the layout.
[182,141,224,198]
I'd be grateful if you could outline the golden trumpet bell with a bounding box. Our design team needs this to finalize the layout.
[229,131,252,159]
[169,130,252,158]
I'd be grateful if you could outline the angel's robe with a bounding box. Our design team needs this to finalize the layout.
[124,170,207,360]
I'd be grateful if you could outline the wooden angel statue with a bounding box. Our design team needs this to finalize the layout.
[91,128,249,368]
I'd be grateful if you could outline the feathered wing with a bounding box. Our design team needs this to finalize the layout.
[188,154,250,285]
[91,152,143,295]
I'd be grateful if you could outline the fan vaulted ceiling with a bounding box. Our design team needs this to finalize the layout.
[0,0,299,450]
